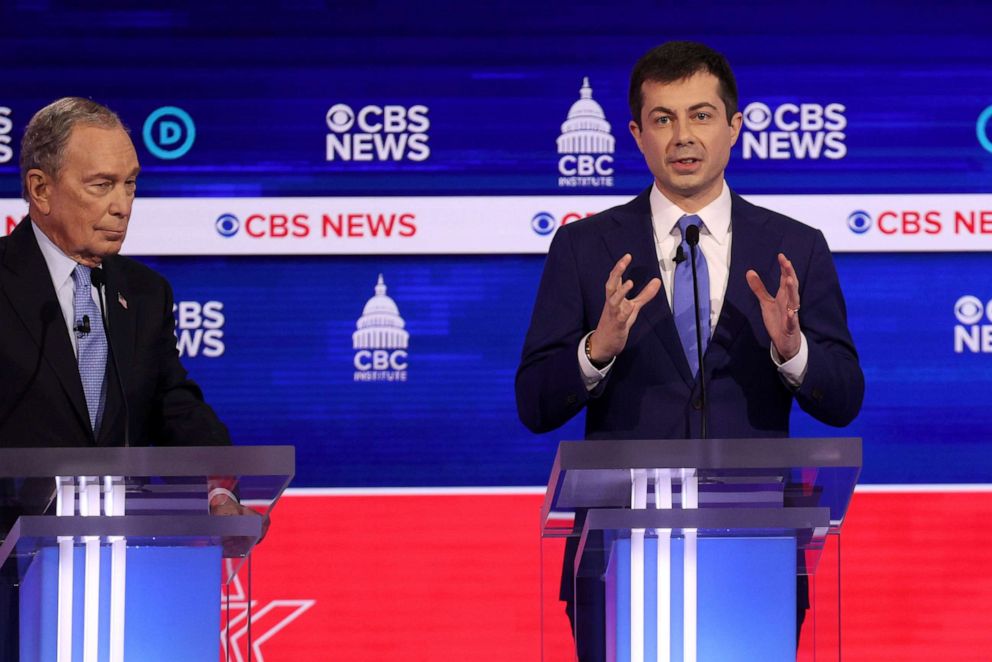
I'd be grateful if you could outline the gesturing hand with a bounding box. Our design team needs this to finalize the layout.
[588,254,662,364]
[746,253,802,361]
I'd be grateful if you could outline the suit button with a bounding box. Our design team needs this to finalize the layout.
[692,398,702,410]
[566,394,577,405]
[812,388,824,402]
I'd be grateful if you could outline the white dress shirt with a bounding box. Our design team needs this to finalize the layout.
[31,221,104,357]
[578,181,808,389]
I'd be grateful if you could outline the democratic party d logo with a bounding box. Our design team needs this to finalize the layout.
[143,106,196,160]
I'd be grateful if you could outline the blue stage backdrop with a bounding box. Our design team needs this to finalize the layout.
[2,3,991,491]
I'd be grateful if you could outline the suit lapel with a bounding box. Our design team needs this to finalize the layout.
[601,189,694,385]
[708,193,781,371]
[1,219,93,440]
[96,258,135,446]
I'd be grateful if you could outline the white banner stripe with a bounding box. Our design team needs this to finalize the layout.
[276,484,992,498]
[5,194,992,255]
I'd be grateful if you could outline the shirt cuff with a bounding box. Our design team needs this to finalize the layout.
[771,332,808,389]
[578,331,615,391]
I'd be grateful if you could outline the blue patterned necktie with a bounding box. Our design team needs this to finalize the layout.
[72,264,108,433]
[673,215,711,376]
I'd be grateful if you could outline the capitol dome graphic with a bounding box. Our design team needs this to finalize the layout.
[557,77,615,155]
[353,274,409,350]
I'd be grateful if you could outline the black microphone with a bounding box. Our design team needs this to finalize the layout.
[674,244,686,265]
[90,268,130,447]
[684,224,708,439]
[73,315,91,337]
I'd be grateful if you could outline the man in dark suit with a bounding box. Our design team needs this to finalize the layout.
[516,42,863,659]
[0,97,258,661]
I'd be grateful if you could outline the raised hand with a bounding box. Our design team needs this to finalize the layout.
[746,253,802,360]
[588,254,662,363]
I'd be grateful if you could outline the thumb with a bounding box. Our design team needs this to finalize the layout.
[746,269,772,302]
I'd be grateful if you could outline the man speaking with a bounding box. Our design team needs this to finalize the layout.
[0,97,257,660]
[516,42,863,656]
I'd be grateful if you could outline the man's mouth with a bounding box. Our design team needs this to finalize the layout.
[671,157,702,173]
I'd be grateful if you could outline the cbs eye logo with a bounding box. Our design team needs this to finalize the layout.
[954,295,990,325]
[326,104,356,133]
[215,213,240,238]
[847,210,872,234]
[742,102,772,131]
[531,211,556,236]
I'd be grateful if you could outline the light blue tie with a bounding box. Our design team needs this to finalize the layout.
[673,215,711,376]
[72,265,108,433]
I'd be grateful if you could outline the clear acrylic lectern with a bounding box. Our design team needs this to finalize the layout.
[0,445,294,662]
[540,437,861,662]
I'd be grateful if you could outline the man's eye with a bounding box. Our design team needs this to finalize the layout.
[655,116,671,125]
[695,112,711,120]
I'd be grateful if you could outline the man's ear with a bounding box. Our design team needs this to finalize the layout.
[25,169,52,215]
[728,111,743,148]
[629,120,645,154]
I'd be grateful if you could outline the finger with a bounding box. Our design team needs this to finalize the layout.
[629,277,662,307]
[778,252,801,295]
[605,254,632,296]
[609,278,635,307]
[745,269,773,302]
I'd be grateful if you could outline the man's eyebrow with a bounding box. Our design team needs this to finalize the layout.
[648,102,719,115]
[84,167,141,180]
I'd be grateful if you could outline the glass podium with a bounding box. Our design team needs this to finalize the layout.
[540,437,861,662]
[0,445,294,662]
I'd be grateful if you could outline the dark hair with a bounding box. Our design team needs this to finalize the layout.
[20,97,125,200]
[628,41,738,127]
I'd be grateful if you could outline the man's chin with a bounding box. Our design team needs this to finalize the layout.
[94,237,126,259]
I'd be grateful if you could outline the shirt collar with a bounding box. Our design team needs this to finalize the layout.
[31,220,79,291]
[649,180,732,245]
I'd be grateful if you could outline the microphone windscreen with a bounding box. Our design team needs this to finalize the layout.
[685,224,700,246]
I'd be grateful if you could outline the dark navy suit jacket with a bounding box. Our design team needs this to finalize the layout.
[0,217,230,450]
[516,187,863,440]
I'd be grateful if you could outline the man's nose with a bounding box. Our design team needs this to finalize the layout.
[674,115,697,146]
[108,186,131,218]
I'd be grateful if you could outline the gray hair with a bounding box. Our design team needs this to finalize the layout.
[20,97,126,200]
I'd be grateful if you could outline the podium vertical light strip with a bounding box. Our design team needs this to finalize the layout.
[653,470,672,662]
[79,476,101,662]
[55,476,75,662]
[104,476,127,662]
[681,470,698,662]
[630,469,648,662]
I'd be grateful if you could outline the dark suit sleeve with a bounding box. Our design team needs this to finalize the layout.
[515,227,598,434]
[148,278,231,447]
[793,230,864,427]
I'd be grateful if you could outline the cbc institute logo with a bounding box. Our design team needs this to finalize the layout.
[353,275,409,382]
[556,78,615,188]
[954,295,992,354]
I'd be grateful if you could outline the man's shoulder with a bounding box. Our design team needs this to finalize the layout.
[556,190,650,241]
[105,254,170,292]
[731,191,821,240]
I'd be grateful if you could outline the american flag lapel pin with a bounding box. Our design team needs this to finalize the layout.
[118,292,128,310]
